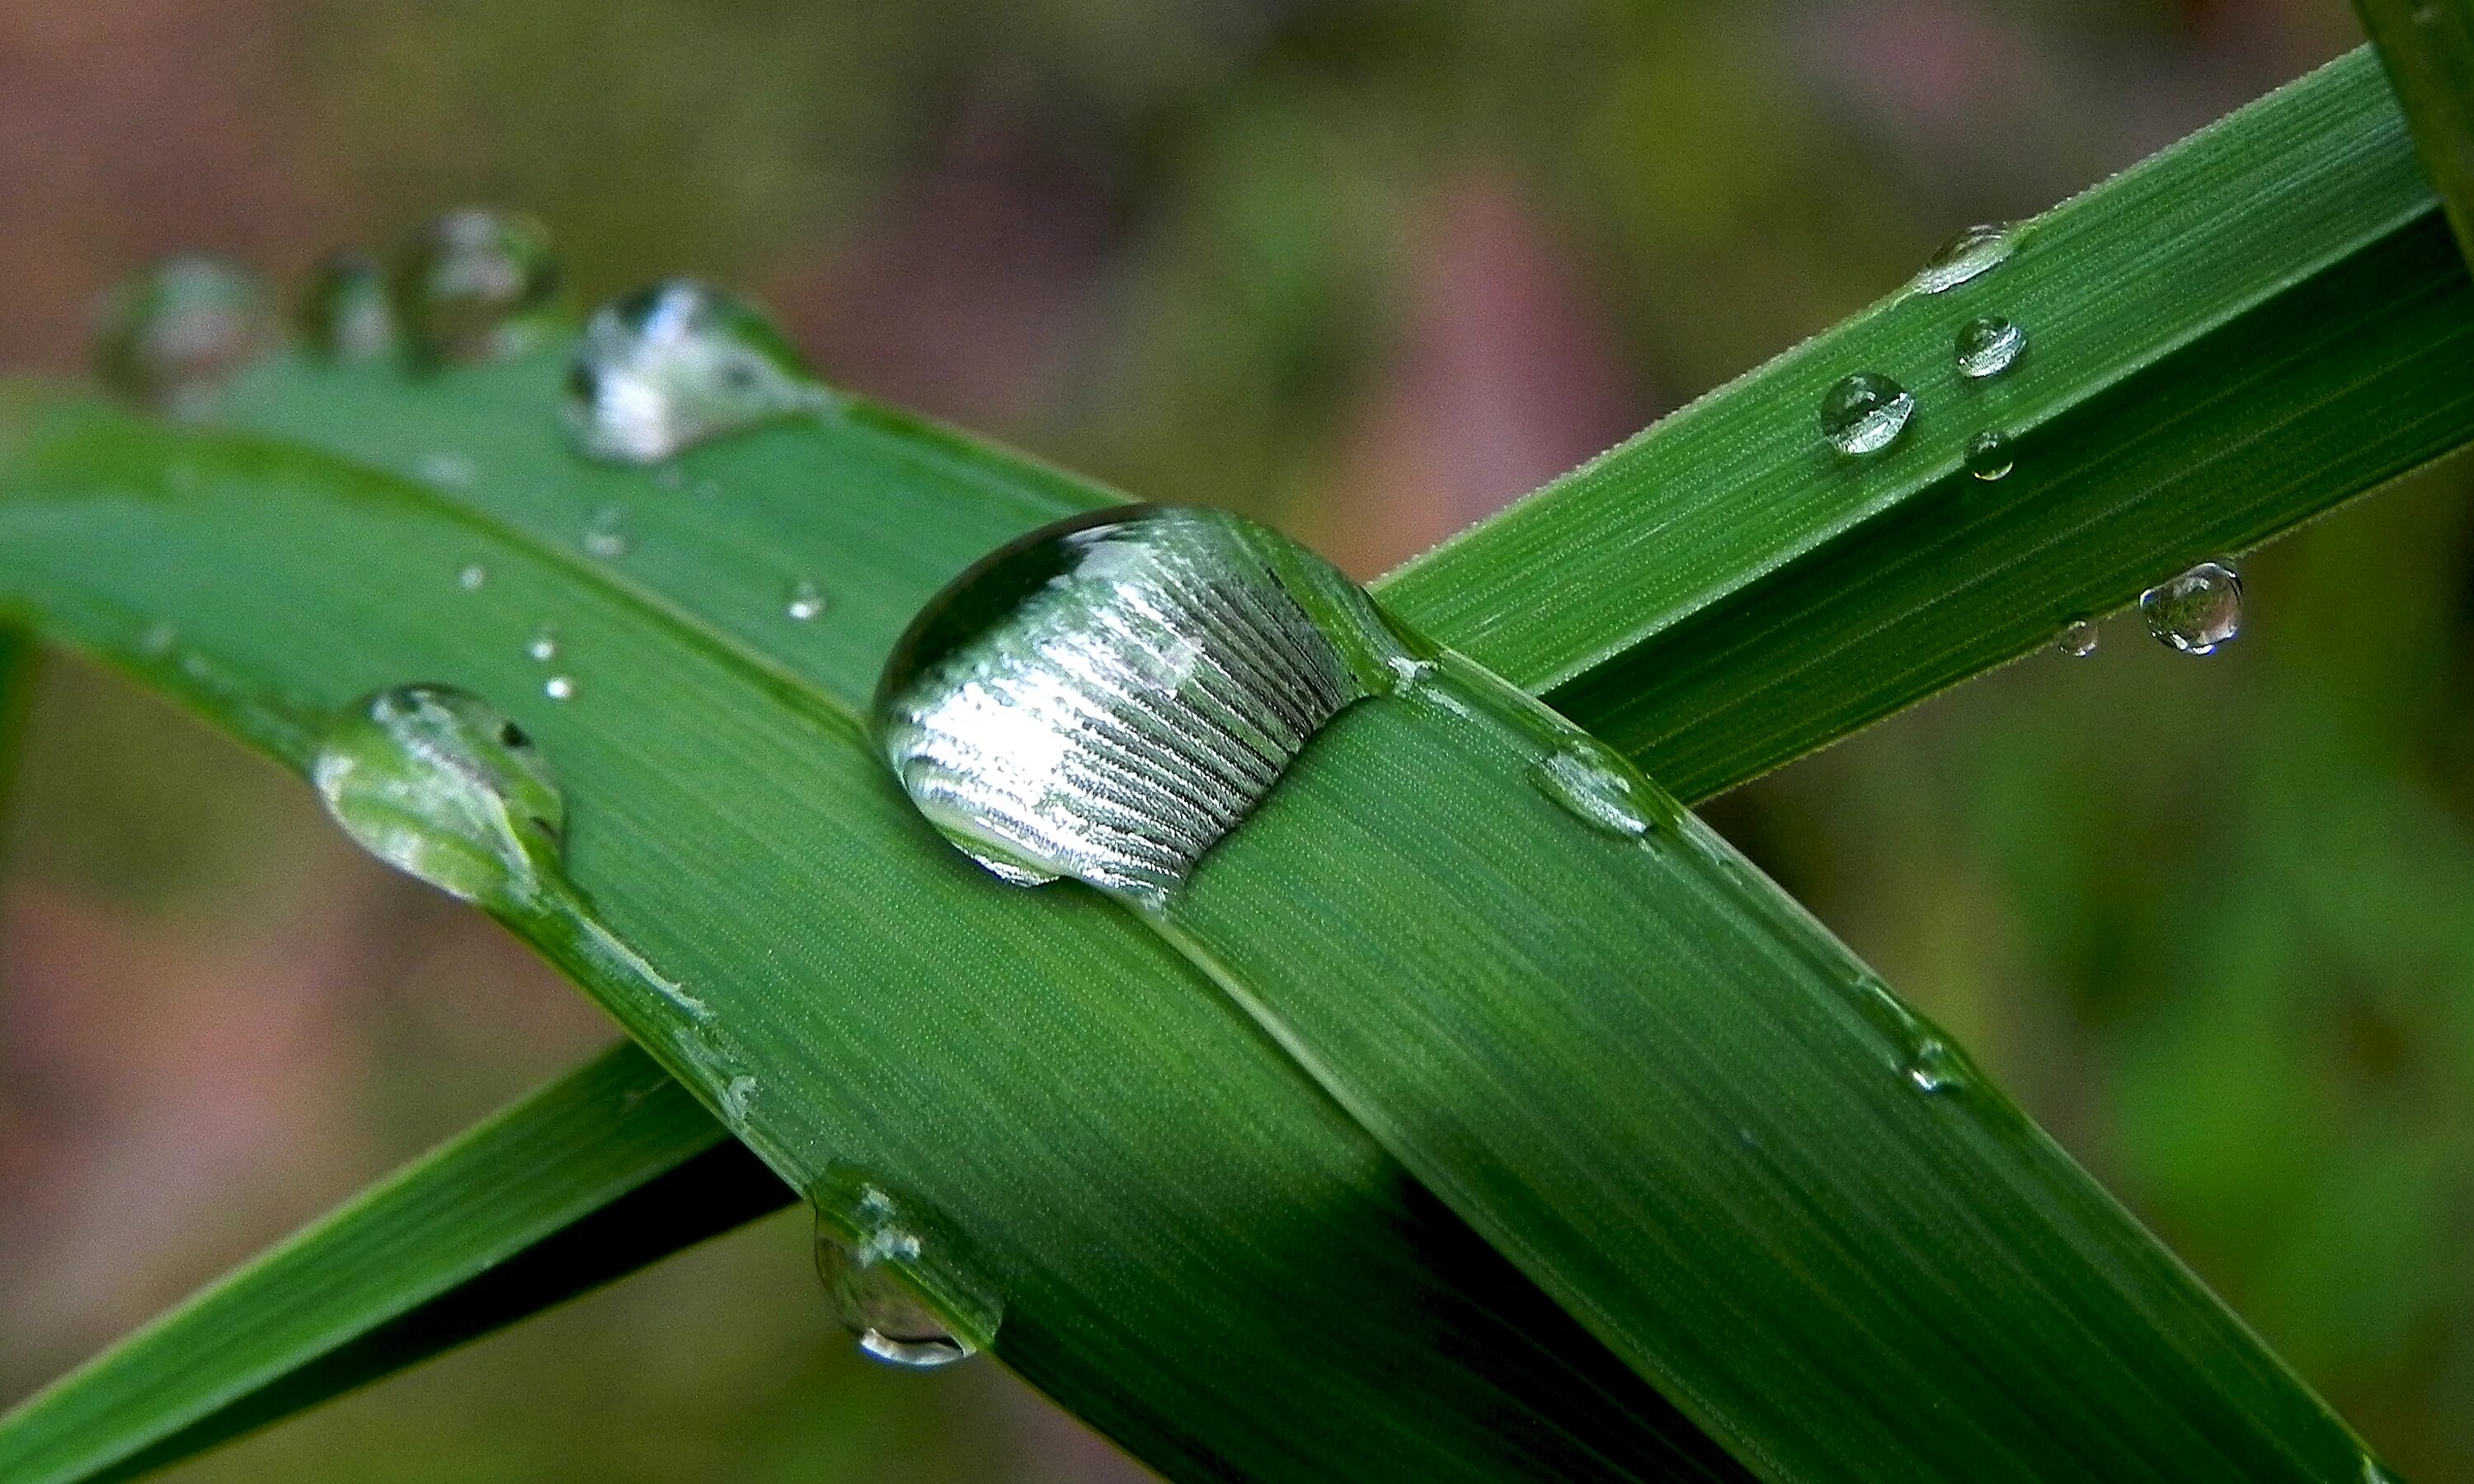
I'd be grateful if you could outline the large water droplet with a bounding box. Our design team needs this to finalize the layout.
[1964,429,2014,481]
[391,208,561,366]
[876,505,1408,906]
[1530,740,1651,838]
[313,685,563,909]
[1912,223,2016,294]
[566,279,825,463]
[296,250,398,362]
[2140,561,2242,655]
[1820,372,1914,457]
[92,256,276,419]
[814,1180,1000,1368]
[2055,619,2100,658]
[1953,315,2025,380]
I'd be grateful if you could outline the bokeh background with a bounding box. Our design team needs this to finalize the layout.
[3,0,2465,1479]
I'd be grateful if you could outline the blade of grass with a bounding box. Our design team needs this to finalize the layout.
[2357,0,2474,265]
[0,1043,788,1484]
[0,391,1735,1484]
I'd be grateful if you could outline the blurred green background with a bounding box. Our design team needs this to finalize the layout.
[6,0,2467,1479]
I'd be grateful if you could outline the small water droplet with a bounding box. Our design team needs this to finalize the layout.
[1820,372,1914,457]
[391,208,561,366]
[458,563,488,591]
[140,622,179,657]
[543,674,577,702]
[295,250,397,362]
[2140,561,2242,655]
[1912,222,2016,294]
[419,451,477,488]
[1964,429,2014,481]
[1530,740,1651,838]
[566,279,825,463]
[877,505,1408,906]
[1906,1039,1965,1093]
[525,626,560,663]
[1953,315,2026,380]
[786,578,827,622]
[313,684,563,909]
[92,256,276,419]
[813,1179,1000,1369]
[2055,619,2100,658]
[582,504,630,559]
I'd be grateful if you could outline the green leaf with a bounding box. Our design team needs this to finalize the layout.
[0,390,1729,1483]
[1379,46,2468,794]
[0,1044,788,1484]
[2357,0,2474,267]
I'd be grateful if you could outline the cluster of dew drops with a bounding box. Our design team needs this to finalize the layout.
[92,209,839,713]
[1819,221,2243,661]
[92,210,983,1370]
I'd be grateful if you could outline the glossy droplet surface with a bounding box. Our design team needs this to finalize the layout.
[525,626,560,663]
[544,675,577,702]
[2140,561,2243,655]
[786,579,827,622]
[877,505,1406,905]
[814,1180,1000,1368]
[1964,429,2014,481]
[296,251,397,362]
[1906,1039,1966,1094]
[1912,222,2015,294]
[313,685,562,909]
[1953,315,2025,380]
[392,208,561,365]
[567,279,825,463]
[1530,740,1650,838]
[93,256,275,419]
[1820,372,1914,457]
[2055,619,2100,658]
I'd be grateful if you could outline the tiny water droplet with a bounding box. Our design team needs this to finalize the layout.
[1953,315,2025,380]
[391,208,561,366]
[786,579,827,622]
[582,505,630,558]
[1530,740,1651,838]
[543,675,577,702]
[1912,222,2016,294]
[1964,429,2014,481]
[1820,372,1914,457]
[567,279,825,463]
[312,684,563,909]
[295,250,397,362]
[458,563,488,591]
[140,622,179,657]
[525,626,560,663]
[2055,619,2100,658]
[2140,561,2242,655]
[1906,1039,1965,1093]
[92,256,275,419]
[877,505,1408,905]
[814,1180,1000,1369]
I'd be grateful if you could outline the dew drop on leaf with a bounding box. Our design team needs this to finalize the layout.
[313,684,564,910]
[1820,372,1914,457]
[1905,1039,1966,1094]
[525,625,560,663]
[876,505,1408,906]
[2055,619,2100,658]
[786,578,827,622]
[582,503,631,559]
[1953,315,2026,380]
[92,256,276,419]
[1964,429,2015,481]
[2140,561,2242,655]
[458,563,488,591]
[295,250,398,362]
[543,675,577,702]
[566,279,827,463]
[1912,222,2016,294]
[813,1179,1000,1369]
[390,208,561,366]
[1529,740,1651,838]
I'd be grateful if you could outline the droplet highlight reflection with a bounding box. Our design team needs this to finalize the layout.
[1964,429,2014,481]
[1820,372,1914,457]
[2140,561,2243,655]
[1530,740,1651,838]
[567,279,826,463]
[1912,223,2016,294]
[875,505,1408,906]
[814,1180,1000,1369]
[2055,620,2100,659]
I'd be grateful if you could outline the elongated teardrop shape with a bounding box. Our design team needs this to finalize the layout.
[567,279,825,463]
[876,506,1409,905]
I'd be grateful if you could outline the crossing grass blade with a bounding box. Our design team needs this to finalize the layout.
[2356,0,2474,265]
